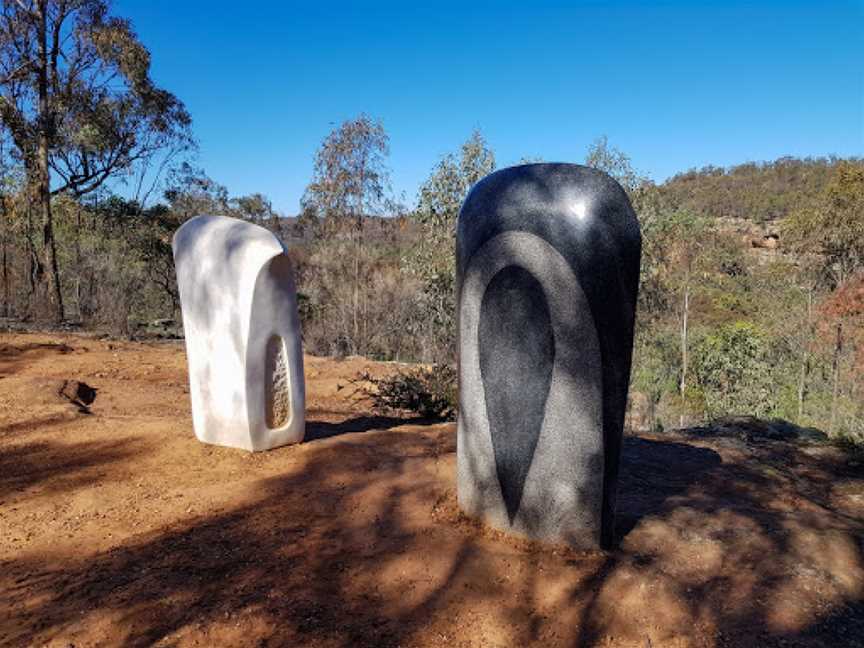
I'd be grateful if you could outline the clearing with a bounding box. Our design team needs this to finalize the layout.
[1,332,862,647]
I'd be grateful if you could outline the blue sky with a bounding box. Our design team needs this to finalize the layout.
[116,0,863,214]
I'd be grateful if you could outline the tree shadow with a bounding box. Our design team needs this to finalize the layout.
[304,412,436,441]
[615,436,723,539]
[0,341,74,376]
[1,427,457,646]
[569,422,864,648]
[0,414,78,438]
[0,437,147,501]
[2,422,862,647]
[778,599,864,645]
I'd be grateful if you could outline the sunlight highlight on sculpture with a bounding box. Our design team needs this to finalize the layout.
[173,215,306,451]
[456,163,641,549]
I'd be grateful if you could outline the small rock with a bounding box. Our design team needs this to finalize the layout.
[58,380,98,412]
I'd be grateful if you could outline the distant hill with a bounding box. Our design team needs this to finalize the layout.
[658,156,854,224]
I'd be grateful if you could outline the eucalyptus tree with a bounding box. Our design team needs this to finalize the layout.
[232,192,276,229]
[784,161,864,432]
[302,114,390,234]
[414,129,495,234]
[408,130,495,361]
[302,114,391,354]
[163,163,229,221]
[585,135,644,196]
[783,160,864,289]
[0,0,191,321]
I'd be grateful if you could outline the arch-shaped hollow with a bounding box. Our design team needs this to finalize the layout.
[246,252,306,449]
[265,334,292,430]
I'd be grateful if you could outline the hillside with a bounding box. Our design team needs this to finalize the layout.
[2,333,862,647]
[658,156,847,224]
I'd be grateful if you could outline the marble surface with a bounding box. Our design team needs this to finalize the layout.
[456,163,641,548]
[173,215,305,451]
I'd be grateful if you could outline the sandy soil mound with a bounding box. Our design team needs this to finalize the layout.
[1,332,862,647]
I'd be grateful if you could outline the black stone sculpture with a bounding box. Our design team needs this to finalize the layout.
[456,163,641,549]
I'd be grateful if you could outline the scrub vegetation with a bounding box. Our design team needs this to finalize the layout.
[0,3,861,444]
[5,122,860,442]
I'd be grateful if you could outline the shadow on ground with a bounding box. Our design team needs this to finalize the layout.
[0,342,74,376]
[616,436,723,538]
[304,413,433,441]
[0,436,146,501]
[2,419,862,647]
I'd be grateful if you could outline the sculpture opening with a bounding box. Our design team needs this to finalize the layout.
[265,334,291,430]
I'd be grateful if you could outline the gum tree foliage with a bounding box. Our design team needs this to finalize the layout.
[629,329,680,431]
[637,206,714,423]
[780,161,864,434]
[414,129,496,234]
[693,322,778,419]
[231,192,274,227]
[0,0,191,322]
[783,160,864,288]
[654,212,710,404]
[585,135,661,308]
[162,163,230,220]
[301,114,390,232]
[407,129,495,362]
[0,135,23,317]
[817,273,864,437]
[745,256,821,424]
[301,114,392,355]
[584,135,644,196]
[584,137,708,422]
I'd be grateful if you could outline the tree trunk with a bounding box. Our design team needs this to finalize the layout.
[34,0,63,323]
[34,172,63,322]
[649,395,658,433]
[1,195,8,319]
[355,232,360,348]
[87,194,98,317]
[26,201,40,303]
[679,278,690,428]
[796,287,813,422]
[353,164,365,356]
[829,321,843,435]
[75,204,82,320]
[796,357,809,421]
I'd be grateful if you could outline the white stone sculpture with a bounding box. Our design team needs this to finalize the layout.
[173,215,305,450]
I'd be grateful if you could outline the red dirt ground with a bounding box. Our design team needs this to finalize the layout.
[1,332,863,647]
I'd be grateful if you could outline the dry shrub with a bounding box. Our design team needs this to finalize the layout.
[359,364,457,421]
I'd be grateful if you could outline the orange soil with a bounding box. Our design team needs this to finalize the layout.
[0,332,862,647]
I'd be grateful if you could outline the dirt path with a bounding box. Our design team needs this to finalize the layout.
[1,332,862,647]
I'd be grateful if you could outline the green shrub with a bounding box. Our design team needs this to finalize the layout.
[692,321,778,418]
